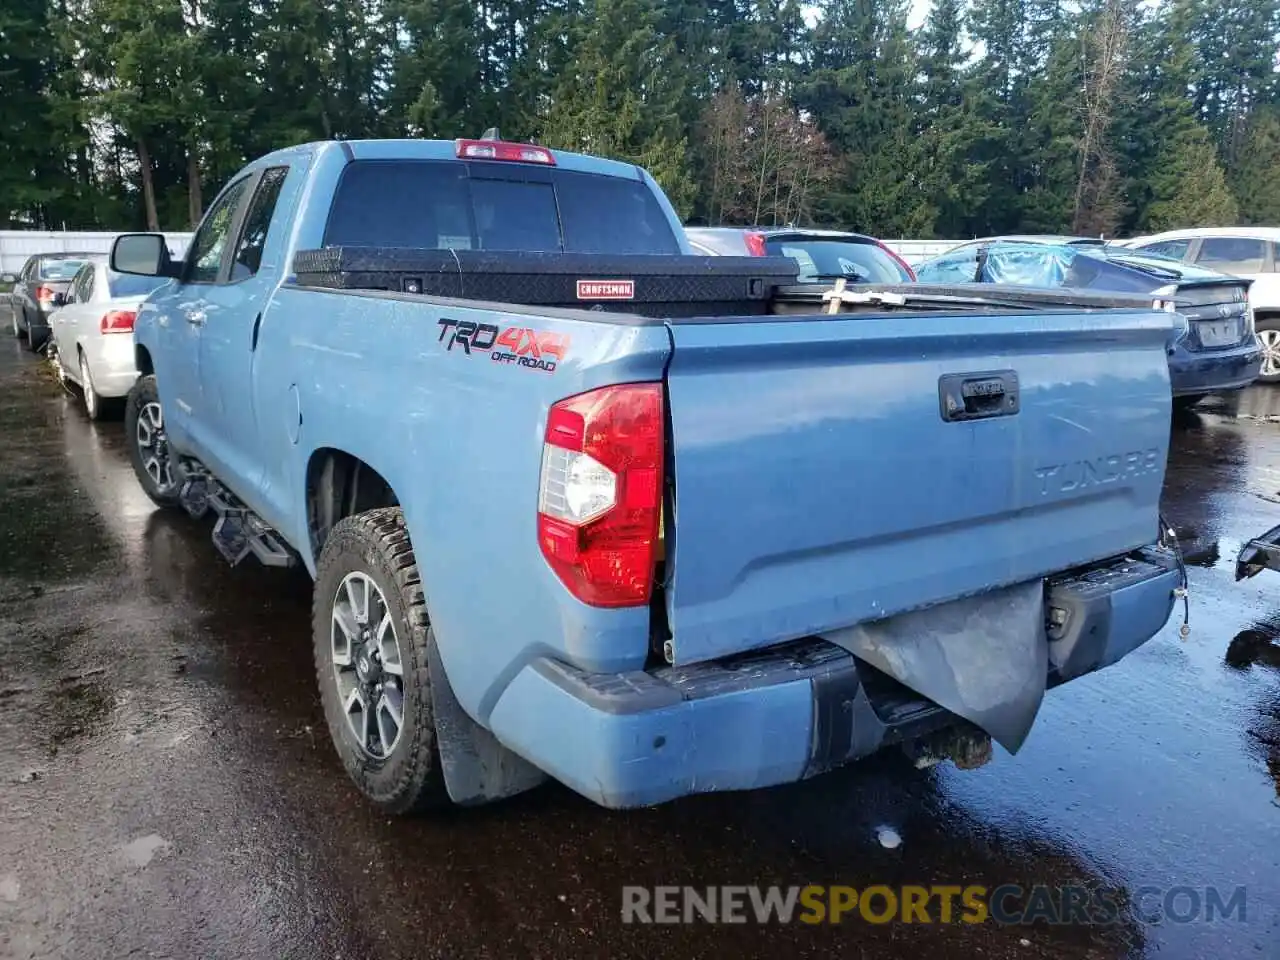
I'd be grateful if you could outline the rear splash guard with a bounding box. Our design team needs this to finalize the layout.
[820,581,1048,754]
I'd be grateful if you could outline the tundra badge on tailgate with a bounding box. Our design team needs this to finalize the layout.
[436,319,570,374]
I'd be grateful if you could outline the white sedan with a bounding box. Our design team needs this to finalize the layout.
[49,259,169,419]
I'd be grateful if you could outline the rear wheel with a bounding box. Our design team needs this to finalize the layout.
[79,352,108,421]
[125,375,181,507]
[1256,317,1280,384]
[313,507,449,815]
[25,321,46,353]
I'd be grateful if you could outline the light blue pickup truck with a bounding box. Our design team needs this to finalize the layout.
[110,137,1186,815]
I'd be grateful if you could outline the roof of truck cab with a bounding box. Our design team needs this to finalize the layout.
[250,138,646,181]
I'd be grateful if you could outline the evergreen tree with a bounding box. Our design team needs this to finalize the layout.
[538,0,697,215]
[1230,107,1280,225]
[1145,123,1240,229]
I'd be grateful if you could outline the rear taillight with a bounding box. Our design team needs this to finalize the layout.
[35,285,55,304]
[537,383,664,608]
[876,241,917,281]
[100,310,136,334]
[744,232,767,257]
[456,139,556,165]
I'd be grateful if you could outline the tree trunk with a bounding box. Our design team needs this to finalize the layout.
[187,148,203,227]
[137,136,160,232]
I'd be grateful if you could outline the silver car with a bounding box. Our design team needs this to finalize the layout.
[49,260,169,419]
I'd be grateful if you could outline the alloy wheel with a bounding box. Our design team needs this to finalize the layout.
[331,572,406,759]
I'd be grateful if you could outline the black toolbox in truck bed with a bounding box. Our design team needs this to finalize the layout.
[290,248,801,317]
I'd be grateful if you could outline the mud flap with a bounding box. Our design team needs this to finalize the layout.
[819,581,1047,754]
[425,631,547,805]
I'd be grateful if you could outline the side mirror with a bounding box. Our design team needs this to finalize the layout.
[111,233,176,278]
[0,273,16,285]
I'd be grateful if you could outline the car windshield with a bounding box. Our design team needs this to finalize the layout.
[763,238,912,282]
[107,272,169,298]
[39,259,92,280]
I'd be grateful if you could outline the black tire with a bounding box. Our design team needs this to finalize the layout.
[313,507,449,815]
[1173,395,1205,413]
[79,350,108,422]
[1255,316,1280,385]
[25,324,46,352]
[125,375,182,507]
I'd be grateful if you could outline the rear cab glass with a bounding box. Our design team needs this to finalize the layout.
[763,238,911,283]
[40,259,91,281]
[323,160,681,255]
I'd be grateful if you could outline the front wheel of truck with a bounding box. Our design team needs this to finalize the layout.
[125,375,182,508]
[313,507,449,815]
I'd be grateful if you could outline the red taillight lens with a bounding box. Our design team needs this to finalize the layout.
[744,232,767,257]
[456,139,556,165]
[100,310,136,334]
[876,241,917,281]
[537,383,664,608]
[35,285,55,303]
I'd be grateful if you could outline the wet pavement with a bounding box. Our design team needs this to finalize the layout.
[0,338,1277,960]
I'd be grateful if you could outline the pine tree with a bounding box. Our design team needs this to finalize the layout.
[1230,107,1280,225]
[0,0,57,225]
[1145,124,1240,229]
[538,0,697,215]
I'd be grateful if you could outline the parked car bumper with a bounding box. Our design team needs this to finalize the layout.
[1169,339,1262,398]
[84,335,140,398]
[486,549,1179,809]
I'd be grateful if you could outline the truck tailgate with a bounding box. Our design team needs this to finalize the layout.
[662,309,1173,666]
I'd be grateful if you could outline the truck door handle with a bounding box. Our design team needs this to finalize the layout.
[186,310,206,327]
[939,371,1020,422]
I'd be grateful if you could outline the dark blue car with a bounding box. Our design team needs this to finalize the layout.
[918,239,1261,409]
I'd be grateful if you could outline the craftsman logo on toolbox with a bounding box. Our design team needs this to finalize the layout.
[577,279,635,301]
[437,318,569,374]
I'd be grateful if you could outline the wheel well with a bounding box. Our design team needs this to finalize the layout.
[135,345,154,376]
[306,449,399,556]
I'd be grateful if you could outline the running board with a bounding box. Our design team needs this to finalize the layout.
[179,462,295,568]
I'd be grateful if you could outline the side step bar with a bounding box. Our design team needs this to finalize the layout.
[1236,524,1280,581]
[178,461,294,568]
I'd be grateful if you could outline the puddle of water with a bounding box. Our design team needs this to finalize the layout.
[47,677,113,755]
[121,834,170,868]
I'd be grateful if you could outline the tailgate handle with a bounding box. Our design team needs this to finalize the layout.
[939,371,1019,422]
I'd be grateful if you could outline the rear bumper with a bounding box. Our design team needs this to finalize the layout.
[1169,339,1262,397]
[486,548,1180,809]
[86,335,140,397]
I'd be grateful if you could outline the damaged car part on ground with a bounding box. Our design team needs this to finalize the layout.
[107,136,1190,814]
[915,239,1262,411]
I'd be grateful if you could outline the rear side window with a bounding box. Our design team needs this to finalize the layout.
[324,160,680,255]
[108,271,168,299]
[40,259,90,281]
[764,239,911,283]
[1195,237,1267,274]
[1137,239,1191,261]
[231,167,290,280]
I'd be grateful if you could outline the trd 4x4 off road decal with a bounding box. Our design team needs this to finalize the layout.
[437,318,570,374]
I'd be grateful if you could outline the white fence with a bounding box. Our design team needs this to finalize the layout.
[0,231,194,276]
[0,230,960,275]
